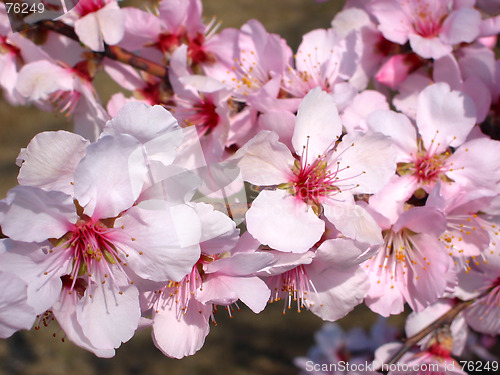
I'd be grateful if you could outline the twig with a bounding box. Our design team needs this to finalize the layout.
[378,297,480,374]
[38,20,169,80]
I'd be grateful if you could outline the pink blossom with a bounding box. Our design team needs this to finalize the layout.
[237,88,396,252]
[203,20,294,112]
[144,206,272,358]
[15,59,110,141]
[0,104,202,355]
[363,206,455,316]
[374,341,467,375]
[261,237,371,321]
[167,45,232,164]
[367,83,500,221]
[73,0,125,52]
[368,0,482,59]
[282,27,360,110]
[455,251,500,335]
[405,300,468,356]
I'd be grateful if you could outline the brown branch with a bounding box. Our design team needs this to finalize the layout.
[378,297,480,374]
[38,20,169,80]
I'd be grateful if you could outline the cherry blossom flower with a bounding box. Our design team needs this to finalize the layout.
[295,319,397,375]
[405,299,468,357]
[282,27,360,111]
[168,45,232,164]
[367,83,500,222]
[0,103,202,355]
[144,205,272,358]
[237,88,396,253]
[73,0,125,52]
[455,250,500,335]
[374,340,467,375]
[362,205,455,316]
[368,0,482,59]
[261,237,371,321]
[15,58,110,141]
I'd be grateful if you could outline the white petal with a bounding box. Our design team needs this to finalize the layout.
[17,131,89,194]
[96,3,125,46]
[324,195,383,245]
[246,189,325,253]
[416,83,476,154]
[16,61,74,100]
[103,102,183,168]
[53,290,115,357]
[366,110,417,162]
[330,132,396,194]
[235,130,294,185]
[292,87,342,157]
[198,274,270,313]
[74,135,148,219]
[307,264,369,321]
[74,14,104,51]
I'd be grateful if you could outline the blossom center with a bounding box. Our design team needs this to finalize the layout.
[268,265,314,313]
[398,146,452,185]
[75,0,106,16]
[52,217,122,290]
[400,0,448,38]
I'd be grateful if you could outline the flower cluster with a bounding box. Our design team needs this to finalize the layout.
[1,0,500,366]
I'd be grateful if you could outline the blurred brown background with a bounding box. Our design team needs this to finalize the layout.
[0,1,398,374]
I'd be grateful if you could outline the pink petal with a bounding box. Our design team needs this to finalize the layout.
[342,90,390,133]
[198,274,270,313]
[366,110,417,162]
[76,283,141,350]
[193,202,238,254]
[113,205,201,282]
[308,265,369,321]
[52,290,115,357]
[393,207,447,237]
[74,14,104,51]
[402,234,454,312]
[440,8,481,45]
[0,271,36,338]
[0,241,66,314]
[369,175,418,224]
[0,186,76,242]
[447,138,500,194]
[16,61,74,100]
[408,34,451,59]
[324,194,383,245]
[368,0,411,44]
[316,238,375,266]
[152,298,211,359]
[205,252,274,277]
